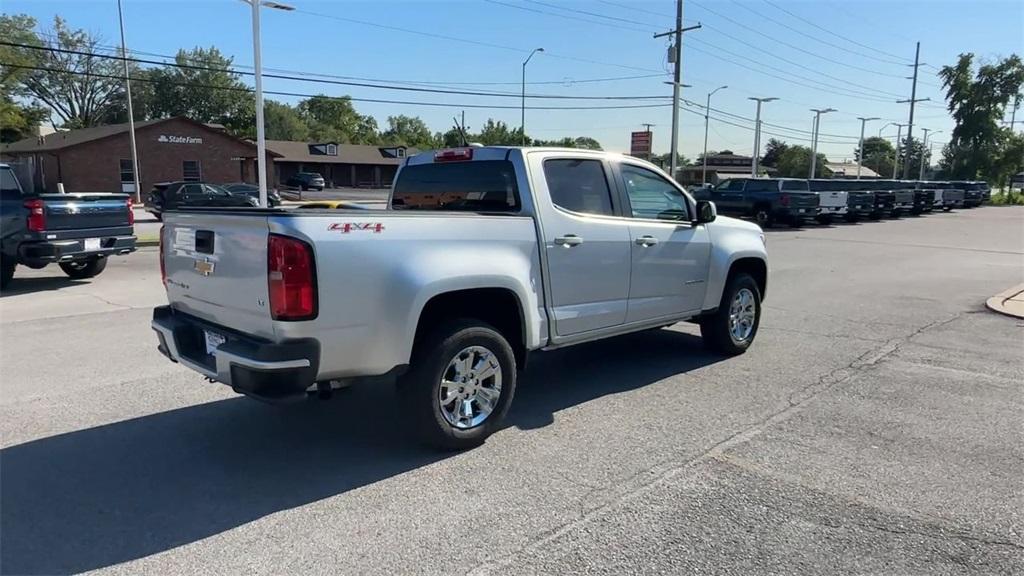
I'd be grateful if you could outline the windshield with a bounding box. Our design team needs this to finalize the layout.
[392,160,520,212]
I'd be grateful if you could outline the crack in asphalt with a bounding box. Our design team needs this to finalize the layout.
[466,312,974,576]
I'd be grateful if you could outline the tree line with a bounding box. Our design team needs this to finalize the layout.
[0,15,602,151]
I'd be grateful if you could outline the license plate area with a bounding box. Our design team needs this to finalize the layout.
[204,330,226,355]
[84,238,101,251]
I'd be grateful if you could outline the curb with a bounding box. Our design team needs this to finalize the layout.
[985,284,1024,319]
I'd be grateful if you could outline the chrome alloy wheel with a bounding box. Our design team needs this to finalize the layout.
[728,288,757,344]
[439,345,503,429]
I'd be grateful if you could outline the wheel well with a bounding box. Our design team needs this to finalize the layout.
[414,288,526,367]
[728,258,767,302]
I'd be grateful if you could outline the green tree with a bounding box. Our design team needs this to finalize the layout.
[6,16,125,128]
[897,136,927,179]
[532,136,603,150]
[263,100,309,141]
[649,152,690,168]
[776,145,826,178]
[760,138,789,168]
[0,14,51,141]
[382,114,437,148]
[147,47,254,136]
[298,95,378,144]
[474,119,525,146]
[939,53,1024,179]
[855,136,896,177]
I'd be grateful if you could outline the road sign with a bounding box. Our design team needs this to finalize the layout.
[630,131,652,158]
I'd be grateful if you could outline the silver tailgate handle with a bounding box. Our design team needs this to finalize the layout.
[554,234,583,247]
[635,235,659,246]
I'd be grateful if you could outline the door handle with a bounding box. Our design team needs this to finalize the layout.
[635,235,659,246]
[554,234,583,247]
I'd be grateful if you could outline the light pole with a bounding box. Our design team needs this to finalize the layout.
[521,47,544,146]
[244,0,295,208]
[919,129,941,180]
[702,85,727,185]
[809,108,836,178]
[748,97,778,177]
[116,0,141,204]
[855,116,879,179]
[891,123,906,178]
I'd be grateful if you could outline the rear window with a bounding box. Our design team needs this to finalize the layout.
[781,180,809,191]
[1,168,23,197]
[392,160,520,212]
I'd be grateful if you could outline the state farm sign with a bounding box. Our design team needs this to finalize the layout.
[157,134,203,144]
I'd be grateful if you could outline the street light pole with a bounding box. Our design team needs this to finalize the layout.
[748,96,777,177]
[246,0,294,208]
[919,129,941,180]
[809,108,836,179]
[856,116,879,179]
[892,123,905,178]
[702,85,727,185]
[116,0,141,204]
[521,48,544,146]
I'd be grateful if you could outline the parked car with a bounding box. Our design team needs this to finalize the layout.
[294,200,373,210]
[807,179,849,224]
[871,180,915,217]
[1,163,136,289]
[286,172,326,191]
[694,177,819,228]
[221,182,282,207]
[951,181,985,207]
[146,181,257,220]
[920,181,964,211]
[906,181,936,214]
[152,147,769,449]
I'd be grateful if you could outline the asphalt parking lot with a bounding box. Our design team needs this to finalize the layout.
[1,207,1022,575]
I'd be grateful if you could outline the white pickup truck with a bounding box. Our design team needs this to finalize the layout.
[152,147,768,449]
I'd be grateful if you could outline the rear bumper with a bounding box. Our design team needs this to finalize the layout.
[152,305,320,403]
[817,205,848,216]
[18,235,136,264]
[776,206,818,220]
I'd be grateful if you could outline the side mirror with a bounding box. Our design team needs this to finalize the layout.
[695,200,717,224]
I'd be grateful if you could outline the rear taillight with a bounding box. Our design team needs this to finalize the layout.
[268,234,317,321]
[159,225,166,286]
[24,198,45,232]
[779,193,790,207]
[127,197,135,226]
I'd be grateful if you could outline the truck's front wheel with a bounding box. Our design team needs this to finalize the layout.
[400,319,517,450]
[700,273,762,355]
[59,257,108,279]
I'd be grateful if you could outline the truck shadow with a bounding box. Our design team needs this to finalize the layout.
[0,328,721,575]
[0,276,89,297]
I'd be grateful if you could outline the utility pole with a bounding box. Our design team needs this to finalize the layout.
[919,128,941,180]
[116,0,141,204]
[899,41,929,180]
[654,2,700,182]
[809,108,836,179]
[748,96,777,177]
[856,117,879,179]
[702,85,727,185]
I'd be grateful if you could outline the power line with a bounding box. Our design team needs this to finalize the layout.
[291,7,664,73]
[595,0,673,19]
[688,0,909,80]
[727,0,910,66]
[484,0,658,34]
[522,0,664,29]
[0,61,674,111]
[759,0,915,63]
[0,41,672,101]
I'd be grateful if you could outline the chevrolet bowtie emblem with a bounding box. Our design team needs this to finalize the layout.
[194,259,215,276]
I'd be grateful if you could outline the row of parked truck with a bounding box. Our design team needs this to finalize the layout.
[691,178,991,228]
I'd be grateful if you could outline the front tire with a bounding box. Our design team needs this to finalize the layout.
[700,273,762,355]
[399,319,517,450]
[59,257,107,279]
[753,207,775,228]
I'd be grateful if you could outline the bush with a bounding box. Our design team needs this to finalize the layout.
[990,190,1024,205]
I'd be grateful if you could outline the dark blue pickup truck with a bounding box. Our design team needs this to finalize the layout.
[694,177,820,228]
[1,163,136,289]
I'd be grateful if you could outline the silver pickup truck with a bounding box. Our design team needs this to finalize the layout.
[152,147,768,449]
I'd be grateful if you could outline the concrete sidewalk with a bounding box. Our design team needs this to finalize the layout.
[986,284,1024,318]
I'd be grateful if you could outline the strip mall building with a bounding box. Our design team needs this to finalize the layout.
[1,116,414,194]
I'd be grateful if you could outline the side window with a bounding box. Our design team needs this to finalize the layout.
[781,180,809,191]
[620,164,689,221]
[744,180,777,193]
[543,159,614,216]
[182,184,203,197]
[719,179,744,192]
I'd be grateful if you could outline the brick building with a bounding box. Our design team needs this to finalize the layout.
[0,117,277,195]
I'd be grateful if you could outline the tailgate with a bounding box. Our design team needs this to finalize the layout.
[163,212,275,339]
[817,191,845,208]
[789,192,819,210]
[38,193,130,231]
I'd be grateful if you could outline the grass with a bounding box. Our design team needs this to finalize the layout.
[990,190,1024,206]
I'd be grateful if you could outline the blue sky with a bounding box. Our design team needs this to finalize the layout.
[5,0,1023,160]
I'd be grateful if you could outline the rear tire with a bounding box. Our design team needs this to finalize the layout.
[753,206,775,228]
[700,273,762,356]
[0,258,15,290]
[59,257,107,279]
[399,319,517,450]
